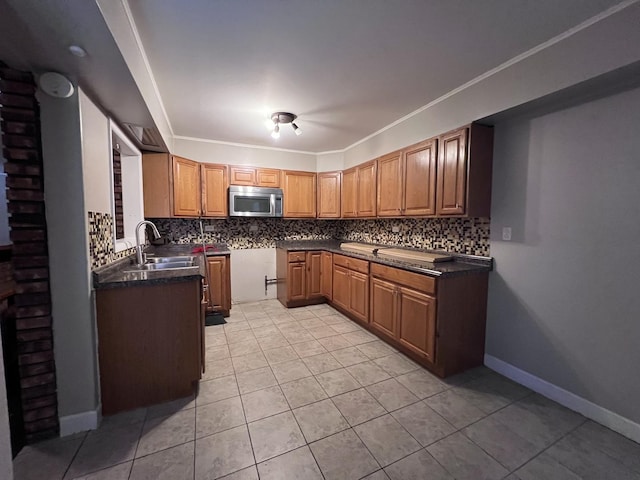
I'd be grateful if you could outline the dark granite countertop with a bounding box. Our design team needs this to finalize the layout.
[276,240,492,277]
[93,243,230,289]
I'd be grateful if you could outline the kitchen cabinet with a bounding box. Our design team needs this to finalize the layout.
[96,279,202,414]
[376,151,403,216]
[341,168,357,218]
[204,255,231,316]
[142,153,228,218]
[282,170,317,218]
[357,160,377,217]
[317,171,341,218]
[436,124,493,217]
[201,163,228,217]
[230,166,281,187]
[332,254,369,323]
[173,156,201,216]
[320,251,333,299]
[369,263,488,376]
[276,249,324,307]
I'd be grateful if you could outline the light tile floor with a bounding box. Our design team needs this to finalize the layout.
[13,300,640,480]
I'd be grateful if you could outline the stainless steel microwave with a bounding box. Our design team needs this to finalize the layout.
[228,185,283,217]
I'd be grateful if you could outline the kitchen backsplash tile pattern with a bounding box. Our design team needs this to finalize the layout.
[88,211,136,269]
[149,217,490,256]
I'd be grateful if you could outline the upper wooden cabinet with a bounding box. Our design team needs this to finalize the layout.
[357,160,377,217]
[142,153,173,218]
[317,171,341,218]
[173,156,201,217]
[341,168,357,218]
[376,151,403,216]
[201,163,228,217]
[282,170,316,218]
[436,124,493,217]
[230,166,280,187]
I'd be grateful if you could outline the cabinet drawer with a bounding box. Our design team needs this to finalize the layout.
[288,252,307,263]
[371,263,436,295]
[333,254,369,274]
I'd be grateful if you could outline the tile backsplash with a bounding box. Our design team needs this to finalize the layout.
[149,217,490,256]
[88,211,137,269]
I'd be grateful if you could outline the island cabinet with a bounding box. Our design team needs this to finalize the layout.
[282,170,317,218]
[317,171,341,218]
[437,124,493,217]
[276,249,325,307]
[229,166,281,187]
[204,255,231,316]
[96,279,203,414]
[141,153,228,218]
[331,254,369,323]
[369,263,488,377]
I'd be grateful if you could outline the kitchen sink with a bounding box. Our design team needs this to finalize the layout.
[145,255,197,264]
[123,256,199,273]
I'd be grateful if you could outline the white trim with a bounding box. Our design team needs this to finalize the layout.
[59,408,101,437]
[484,354,640,444]
[121,0,174,136]
[173,134,318,156]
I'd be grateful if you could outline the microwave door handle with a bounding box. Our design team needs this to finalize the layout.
[270,194,276,215]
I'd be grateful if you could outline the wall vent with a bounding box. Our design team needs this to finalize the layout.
[123,123,164,149]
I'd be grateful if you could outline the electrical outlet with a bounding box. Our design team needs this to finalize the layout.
[392,225,401,233]
[502,227,512,241]
[204,225,215,232]
[249,224,259,232]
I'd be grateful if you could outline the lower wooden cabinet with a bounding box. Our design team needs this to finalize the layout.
[306,251,323,300]
[370,277,397,338]
[204,255,231,316]
[331,254,369,323]
[276,249,327,307]
[320,251,333,299]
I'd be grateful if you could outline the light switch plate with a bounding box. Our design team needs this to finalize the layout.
[502,227,512,241]
[392,225,401,233]
[204,225,216,232]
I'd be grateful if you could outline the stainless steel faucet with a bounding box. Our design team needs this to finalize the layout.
[135,220,161,265]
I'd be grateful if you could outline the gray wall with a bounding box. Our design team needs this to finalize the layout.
[0,336,12,479]
[40,92,99,419]
[487,85,640,423]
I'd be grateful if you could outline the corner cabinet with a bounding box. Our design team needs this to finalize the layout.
[437,124,493,217]
[282,170,317,218]
[317,171,341,218]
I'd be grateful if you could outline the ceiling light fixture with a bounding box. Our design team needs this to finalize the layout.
[267,112,301,139]
[68,45,87,57]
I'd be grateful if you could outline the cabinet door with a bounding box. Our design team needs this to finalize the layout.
[349,271,369,323]
[341,168,357,218]
[306,251,323,299]
[377,151,403,216]
[201,163,228,217]
[207,256,229,311]
[173,156,201,216]
[317,171,342,218]
[320,251,333,299]
[404,139,437,216]
[332,265,350,311]
[357,160,377,217]
[142,153,173,218]
[282,171,317,218]
[397,287,436,361]
[229,166,256,186]
[436,128,467,216]
[256,168,281,187]
[370,278,397,338]
[288,262,307,302]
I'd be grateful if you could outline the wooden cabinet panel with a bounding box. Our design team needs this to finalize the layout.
[317,171,342,218]
[377,151,403,216]
[350,271,369,323]
[370,263,435,295]
[206,256,230,313]
[370,278,396,337]
[256,168,281,187]
[437,128,467,215]
[201,163,228,217]
[282,170,317,218]
[397,287,436,361]
[288,262,306,301]
[172,156,201,216]
[357,160,377,217]
[321,251,333,299]
[142,153,173,217]
[341,168,357,218]
[306,251,323,299]
[333,254,369,274]
[229,166,257,186]
[404,139,437,216]
[332,265,350,311]
[288,252,306,263]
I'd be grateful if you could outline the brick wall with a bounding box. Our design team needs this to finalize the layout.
[0,63,59,442]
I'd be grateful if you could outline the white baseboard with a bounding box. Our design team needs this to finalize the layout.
[484,354,640,444]
[59,407,101,437]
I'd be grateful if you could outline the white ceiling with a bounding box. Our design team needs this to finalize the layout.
[126,0,621,152]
